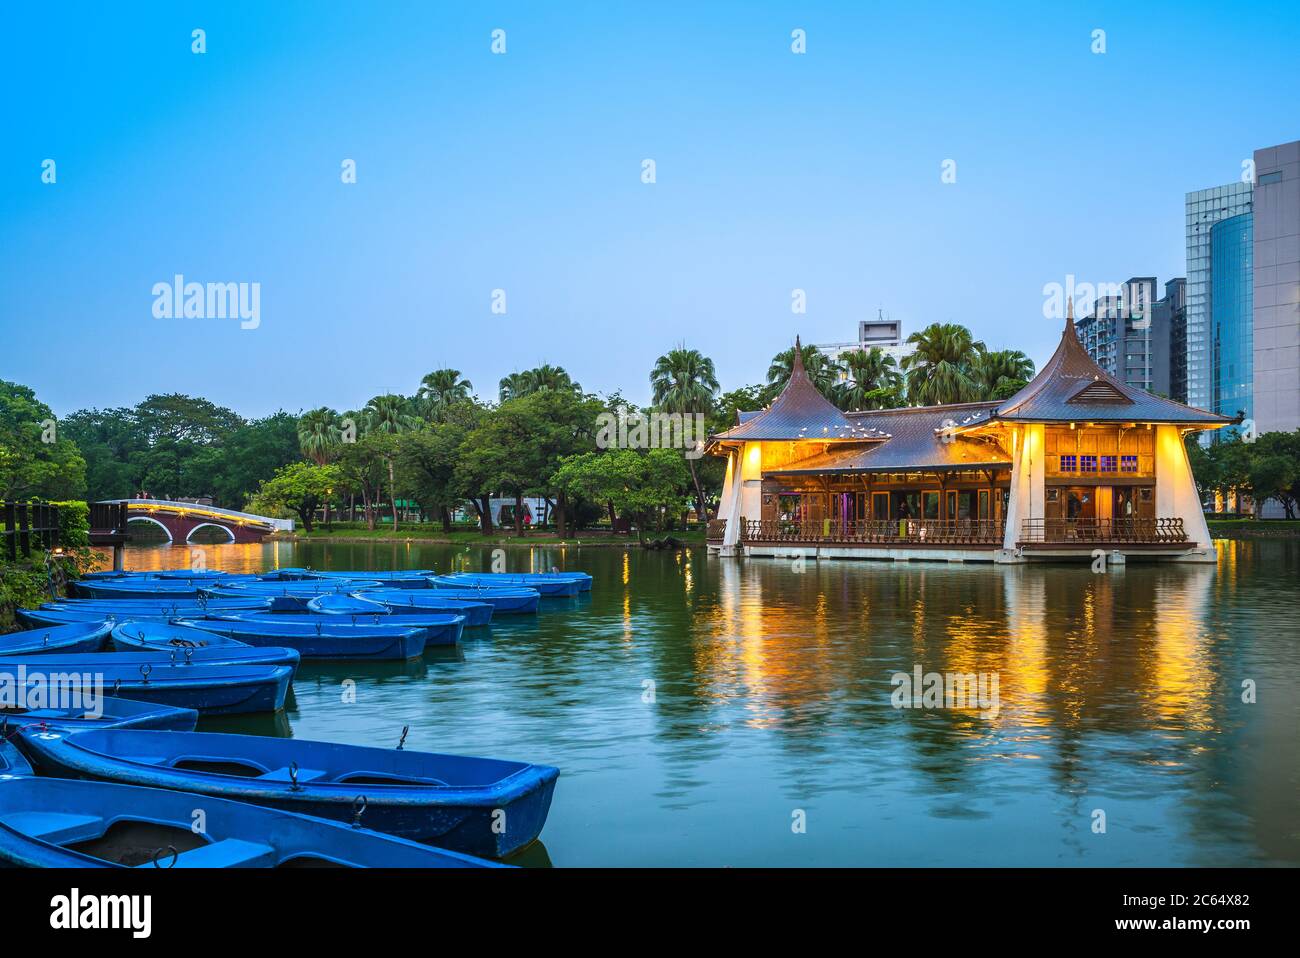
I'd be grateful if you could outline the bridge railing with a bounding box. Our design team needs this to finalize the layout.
[97,499,294,532]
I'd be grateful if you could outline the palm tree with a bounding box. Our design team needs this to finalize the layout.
[650,345,720,519]
[499,365,580,402]
[498,371,533,403]
[839,347,903,411]
[297,407,342,529]
[766,342,841,402]
[971,347,1035,400]
[416,368,473,421]
[297,407,342,465]
[900,323,982,406]
[363,394,420,530]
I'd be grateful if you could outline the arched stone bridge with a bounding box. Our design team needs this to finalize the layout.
[94,499,294,544]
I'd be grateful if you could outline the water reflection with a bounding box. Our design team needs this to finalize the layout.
[100,538,1299,866]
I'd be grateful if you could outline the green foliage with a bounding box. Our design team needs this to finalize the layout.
[334,432,393,530]
[552,448,691,540]
[60,393,286,507]
[766,342,841,401]
[0,380,87,500]
[1188,430,1300,518]
[250,461,341,532]
[838,347,904,411]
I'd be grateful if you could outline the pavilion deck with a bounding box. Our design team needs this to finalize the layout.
[707,517,1190,550]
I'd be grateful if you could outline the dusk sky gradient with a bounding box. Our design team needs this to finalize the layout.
[3,1,1298,418]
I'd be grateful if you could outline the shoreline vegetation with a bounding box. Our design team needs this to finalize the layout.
[257,520,1300,547]
[268,524,706,547]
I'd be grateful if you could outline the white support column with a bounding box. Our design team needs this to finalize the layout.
[998,424,1043,561]
[1155,425,1216,559]
[720,448,745,556]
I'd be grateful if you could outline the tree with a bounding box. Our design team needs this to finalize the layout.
[0,380,87,500]
[250,462,340,533]
[395,422,469,531]
[1249,431,1300,518]
[335,433,391,531]
[363,394,420,529]
[972,347,1035,401]
[901,323,982,406]
[298,407,343,465]
[552,449,691,543]
[190,412,301,509]
[416,369,473,422]
[124,394,243,498]
[498,365,580,402]
[650,345,720,519]
[766,343,841,401]
[839,347,903,411]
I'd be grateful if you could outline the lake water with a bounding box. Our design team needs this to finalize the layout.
[99,538,1300,866]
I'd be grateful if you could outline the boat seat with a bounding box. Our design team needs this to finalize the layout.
[259,766,327,783]
[141,838,277,868]
[0,812,106,844]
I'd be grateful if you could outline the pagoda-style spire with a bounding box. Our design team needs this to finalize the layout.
[791,335,806,379]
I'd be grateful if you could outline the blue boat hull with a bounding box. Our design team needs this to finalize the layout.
[0,659,294,716]
[0,776,504,868]
[432,573,585,597]
[20,728,559,858]
[176,618,432,659]
[340,592,495,627]
[0,740,33,777]
[420,586,540,614]
[0,621,112,656]
[2,697,199,733]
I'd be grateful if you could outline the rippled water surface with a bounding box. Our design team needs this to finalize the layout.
[102,539,1300,866]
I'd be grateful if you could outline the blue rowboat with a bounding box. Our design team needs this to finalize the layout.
[0,658,292,715]
[15,608,163,629]
[0,739,33,777]
[0,696,199,732]
[47,597,272,611]
[430,573,583,597]
[416,585,540,614]
[0,621,112,656]
[110,621,249,651]
[175,617,431,660]
[21,728,559,858]
[0,776,504,868]
[457,571,593,592]
[309,570,436,589]
[312,591,495,627]
[208,580,384,597]
[74,580,216,600]
[207,611,465,647]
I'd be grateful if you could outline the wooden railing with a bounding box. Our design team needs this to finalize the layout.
[740,517,1005,545]
[706,519,727,541]
[1,501,60,561]
[1018,517,1188,544]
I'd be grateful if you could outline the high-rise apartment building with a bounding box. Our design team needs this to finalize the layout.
[1074,277,1166,393]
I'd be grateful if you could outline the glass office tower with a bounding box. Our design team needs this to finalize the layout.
[1210,212,1254,431]
[1185,182,1253,419]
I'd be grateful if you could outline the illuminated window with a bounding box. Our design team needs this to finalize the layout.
[1080,455,1098,472]
[1100,455,1117,472]
[1120,455,1138,473]
[1060,455,1077,472]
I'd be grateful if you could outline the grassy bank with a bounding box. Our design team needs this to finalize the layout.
[1207,519,1300,538]
[274,523,705,547]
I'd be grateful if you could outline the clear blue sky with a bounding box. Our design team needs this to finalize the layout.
[3,1,1298,418]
